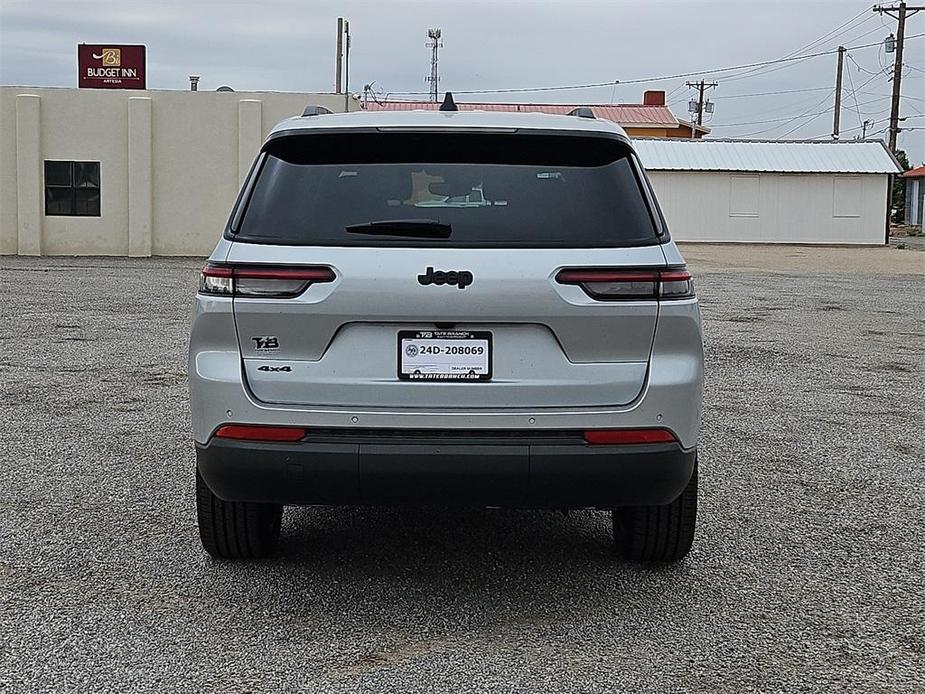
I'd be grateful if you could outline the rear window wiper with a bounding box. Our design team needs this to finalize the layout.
[345,219,452,239]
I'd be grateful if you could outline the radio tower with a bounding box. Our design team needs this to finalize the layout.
[426,28,442,102]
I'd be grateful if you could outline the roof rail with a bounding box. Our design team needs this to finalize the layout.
[439,92,459,112]
[568,106,596,119]
[301,104,333,117]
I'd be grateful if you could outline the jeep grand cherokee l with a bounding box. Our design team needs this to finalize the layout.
[189,97,704,562]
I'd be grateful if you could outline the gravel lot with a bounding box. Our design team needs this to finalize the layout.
[1,248,923,693]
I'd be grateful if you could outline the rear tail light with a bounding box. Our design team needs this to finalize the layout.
[583,429,677,445]
[657,269,695,300]
[556,267,694,301]
[199,264,335,298]
[214,425,307,442]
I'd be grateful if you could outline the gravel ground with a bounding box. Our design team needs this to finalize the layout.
[1,252,923,693]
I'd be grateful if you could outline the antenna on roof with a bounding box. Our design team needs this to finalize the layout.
[439,91,458,112]
[302,104,333,117]
[568,106,595,119]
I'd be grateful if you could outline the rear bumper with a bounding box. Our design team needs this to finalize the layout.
[195,432,696,508]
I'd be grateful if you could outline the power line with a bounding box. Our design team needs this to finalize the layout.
[776,72,886,138]
[844,52,866,130]
[726,70,886,138]
[714,86,832,100]
[651,11,878,111]
[733,90,837,137]
[384,34,924,97]
[618,34,923,85]
[781,6,874,57]
[717,11,880,84]
[847,51,886,75]
[712,94,887,129]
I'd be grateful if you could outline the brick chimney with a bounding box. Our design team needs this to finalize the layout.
[643,90,665,106]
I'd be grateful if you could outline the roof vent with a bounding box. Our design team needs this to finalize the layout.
[439,92,458,112]
[301,105,333,117]
[568,106,596,119]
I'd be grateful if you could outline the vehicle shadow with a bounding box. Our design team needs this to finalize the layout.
[206,506,694,634]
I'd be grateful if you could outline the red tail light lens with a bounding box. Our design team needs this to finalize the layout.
[556,267,694,301]
[199,264,335,298]
[214,425,307,442]
[583,429,677,445]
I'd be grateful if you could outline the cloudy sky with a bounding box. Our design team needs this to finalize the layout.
[1,0,922,162]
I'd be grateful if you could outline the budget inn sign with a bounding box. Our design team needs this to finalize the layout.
[77,44,146,89]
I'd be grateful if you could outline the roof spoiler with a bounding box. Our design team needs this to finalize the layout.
[301,105,333,117]
[567,106,596,119]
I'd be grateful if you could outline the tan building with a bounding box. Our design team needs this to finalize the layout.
[0,87,359,256]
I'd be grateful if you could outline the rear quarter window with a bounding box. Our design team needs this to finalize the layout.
[233,132,661,248]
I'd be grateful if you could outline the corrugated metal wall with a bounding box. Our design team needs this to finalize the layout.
[648,171,888,244]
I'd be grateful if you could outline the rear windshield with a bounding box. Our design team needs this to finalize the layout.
[234,132,660,247]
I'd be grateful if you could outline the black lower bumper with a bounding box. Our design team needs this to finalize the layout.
[196,431,696,509]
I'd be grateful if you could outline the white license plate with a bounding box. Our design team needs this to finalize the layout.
[398,330,492,381]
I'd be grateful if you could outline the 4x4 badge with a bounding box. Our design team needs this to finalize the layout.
[417,266,473,290]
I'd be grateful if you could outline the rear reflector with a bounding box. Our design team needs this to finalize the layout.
[199,264,335,298]
[556,267,694,301]
[583,429,677,445]
[214,425,307,442]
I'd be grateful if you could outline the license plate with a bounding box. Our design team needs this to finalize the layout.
[398,330,492,381]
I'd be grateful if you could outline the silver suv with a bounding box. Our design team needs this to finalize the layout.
[189,96,704,562]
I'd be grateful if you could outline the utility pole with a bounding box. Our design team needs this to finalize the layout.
[343,19,351,112]
[335,17,344,94]
[832,46,846,139]
[426,28,443,102]
[874,2,924,153]
[686,80,717,126]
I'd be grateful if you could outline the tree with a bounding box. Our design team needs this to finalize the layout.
[893,149,910,223]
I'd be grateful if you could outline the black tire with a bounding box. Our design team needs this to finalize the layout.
[196,468,283,559]
[613,461,698,562]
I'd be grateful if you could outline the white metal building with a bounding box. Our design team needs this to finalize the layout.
[635,138,901,245]
[0,87,359,256]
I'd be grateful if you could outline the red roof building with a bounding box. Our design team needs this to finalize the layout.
[365,90,709,139]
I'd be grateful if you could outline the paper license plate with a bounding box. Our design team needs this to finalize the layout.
[398,330,492,381]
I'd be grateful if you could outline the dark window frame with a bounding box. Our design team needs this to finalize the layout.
[44,160,101,217]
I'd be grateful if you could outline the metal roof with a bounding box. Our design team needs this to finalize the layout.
[270,108,628,137]
[633,138,901,174]
[902,165,925,178]
[366,100,680,127]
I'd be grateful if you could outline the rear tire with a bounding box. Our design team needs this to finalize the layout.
[613,460,697,562]
[196,468,282,559]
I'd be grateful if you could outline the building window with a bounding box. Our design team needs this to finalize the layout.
[44,161,101,216]
[833,175,861,218]
[729,174,760,217]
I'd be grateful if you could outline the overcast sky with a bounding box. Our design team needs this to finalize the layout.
[1,0,922,162]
